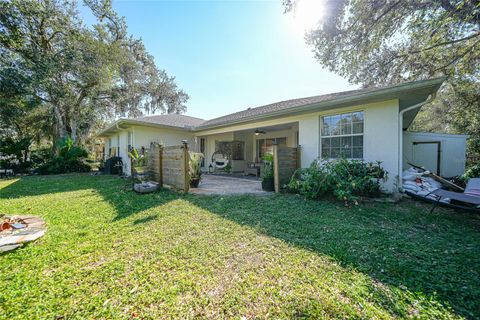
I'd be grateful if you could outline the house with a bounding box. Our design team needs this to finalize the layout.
[98,77,468,192]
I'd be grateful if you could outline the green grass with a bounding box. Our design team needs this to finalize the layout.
[0,175,479,319]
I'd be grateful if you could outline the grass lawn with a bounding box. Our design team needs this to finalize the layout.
[0,175,479,319]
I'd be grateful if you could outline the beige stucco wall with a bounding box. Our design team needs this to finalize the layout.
[103,125,195,175]
[363,100,400,191]
[132,126,195,149]
[299,99,400,191]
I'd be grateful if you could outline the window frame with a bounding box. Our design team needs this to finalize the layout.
[319,110,365,160]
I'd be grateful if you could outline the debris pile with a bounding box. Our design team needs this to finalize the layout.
[0,216,27,232]
[0,215,46,252]
[402,167,450,203]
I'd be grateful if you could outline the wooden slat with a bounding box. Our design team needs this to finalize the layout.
[273,145,299,191]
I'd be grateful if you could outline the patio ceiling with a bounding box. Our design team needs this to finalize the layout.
[235,123,298,135]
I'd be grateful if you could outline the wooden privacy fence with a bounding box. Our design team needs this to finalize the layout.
[273,144,301,193]
[148,142,190,192]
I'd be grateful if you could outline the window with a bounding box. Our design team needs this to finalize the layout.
[230,141,245,160]
[215,140,245,160]
[256,137,287,160]
[321,111,364,159]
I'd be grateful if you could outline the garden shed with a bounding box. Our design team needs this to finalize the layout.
[403,132,468,178]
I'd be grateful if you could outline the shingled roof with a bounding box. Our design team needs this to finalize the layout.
[195,77,445,130]
[196,89,368,129]
[132,114,205,129]
[99,77,445,137]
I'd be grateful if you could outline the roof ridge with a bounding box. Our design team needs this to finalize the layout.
[135,113,205,121]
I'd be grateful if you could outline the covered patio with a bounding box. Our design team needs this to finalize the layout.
[195,122,299,175]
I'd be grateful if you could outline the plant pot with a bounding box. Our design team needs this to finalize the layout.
[261,177,275,191]
[190,178,201,188]
[0,222,11,232]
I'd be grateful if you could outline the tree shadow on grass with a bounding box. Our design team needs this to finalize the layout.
[188,193,480,319]
[0,174,173,221]
[132,214,158,225]
[2,175,480,318]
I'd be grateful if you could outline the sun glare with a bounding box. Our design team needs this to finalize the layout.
[291,0,325,36]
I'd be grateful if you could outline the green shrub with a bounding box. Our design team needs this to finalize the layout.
[260,162,273,179]
[288,158,388,204]
[0,137,34,173]
[462,162,480,181]
[30,148,52,166]
[189,152,204,180]
[260,153,274,180]
[262,153,273,163]
[37,137,91,175]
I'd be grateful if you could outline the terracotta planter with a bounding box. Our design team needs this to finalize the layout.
[0,222,11,232]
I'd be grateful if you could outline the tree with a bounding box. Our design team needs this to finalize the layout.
[284,0,480,158]
[0,0,189,146]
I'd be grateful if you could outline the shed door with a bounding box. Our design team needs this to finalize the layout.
[412,141,440,175]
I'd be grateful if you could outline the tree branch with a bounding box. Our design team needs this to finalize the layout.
[407,32,480,55]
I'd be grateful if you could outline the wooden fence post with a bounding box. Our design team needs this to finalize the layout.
[296,145,302,169]
[182,141,190,192]
[273,143,280,193]
[130,156,135,188]
[158,145,163,188]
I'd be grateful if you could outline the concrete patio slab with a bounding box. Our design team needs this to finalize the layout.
[190,174,271,195]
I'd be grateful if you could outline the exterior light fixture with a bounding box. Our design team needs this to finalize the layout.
[254,129,266,136]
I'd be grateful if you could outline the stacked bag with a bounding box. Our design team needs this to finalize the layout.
[402,167,449,203]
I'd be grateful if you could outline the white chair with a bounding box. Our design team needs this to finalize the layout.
[211,152,229,172]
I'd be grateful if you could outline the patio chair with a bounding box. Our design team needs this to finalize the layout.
[211,151,229,172]
[429,178,480,213]
[244,162,261,177]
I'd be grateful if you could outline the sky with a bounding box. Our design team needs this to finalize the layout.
[85,0,356,120]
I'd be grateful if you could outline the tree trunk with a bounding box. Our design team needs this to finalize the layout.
[70,118,78,145]
[53,104,66,140]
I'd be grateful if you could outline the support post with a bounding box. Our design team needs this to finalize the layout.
[182,141,190,193]
[273,143,280,193]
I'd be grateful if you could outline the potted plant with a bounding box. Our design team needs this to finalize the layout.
[128,148,148,182]
[189,152,204,188]
[128,148,158,193]
[224,162,232,174]
[261,154,275,191]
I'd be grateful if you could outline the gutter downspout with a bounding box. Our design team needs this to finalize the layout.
[398,93,435,191]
